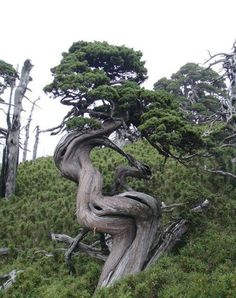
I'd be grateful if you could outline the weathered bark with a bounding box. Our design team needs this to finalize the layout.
[0,146,7,197]
[23,97,39,161]
[3,60,33,198]
[32,126,55,160]
[0,270,23,290]
[146,199,209,267]
[206,43,236,123]
[0,80,15,197]
[51,232,108,263]
[111,164,151,192]
[53,119,210,291]
[205,43,236,179]
[54,120,162,289]
[0,248,9,256]
[32,125,40,160]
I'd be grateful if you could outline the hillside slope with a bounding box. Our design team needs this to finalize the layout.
[0,141,235,297]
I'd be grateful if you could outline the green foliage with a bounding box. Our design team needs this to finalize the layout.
[66,116,101,131]
[140,110,203,154]
[154,62,227,119]
[0,59,17,91]
[45,44,220,162]
[0,60,17,81]
[147,62,233,161]
[44,40,147,100]
[44,41,153,132]
[138,90,204,155]
[96,200,236,297]
[0,141,235,297]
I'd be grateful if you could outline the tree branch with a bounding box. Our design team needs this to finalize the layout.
[0,270,24,290]
[146,199,209,268]
[51,232,108,262]
[0,248,9,256]
[204,168,236,179]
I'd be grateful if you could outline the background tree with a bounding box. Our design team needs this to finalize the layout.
[202,42,236,179]
[0,59,33,198]
[153,53,236,179]
[154,62,227,123]
[0,59,17,97]
[0,60,17,138]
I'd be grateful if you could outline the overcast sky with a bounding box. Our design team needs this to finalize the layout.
[0,0,235,159]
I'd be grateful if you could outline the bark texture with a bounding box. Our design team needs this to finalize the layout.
[23,97,39,161]
[4,60,33,198]
[54,120,162,288]
[32,126,40,160]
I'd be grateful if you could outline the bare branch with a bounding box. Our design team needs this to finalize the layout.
[204,53,230,65]
[204,168,236,179]
[192,199,209,212]
[146,199,210,267]
[33,250,53,257]
[0,248,9,256]
[146,219,189,268]
[0,270,24,290]
[51,232,108,262]
[0,127,7,136]
[220,143,236,148]
[223,133,236,142]
[23,94,41,109]
[161,202,186,213]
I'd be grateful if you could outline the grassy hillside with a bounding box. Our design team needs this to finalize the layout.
[0,141,235,297]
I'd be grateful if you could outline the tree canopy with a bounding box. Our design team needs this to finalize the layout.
[154,63,227,123]
[44,41,236,174]
[0,59,17,96]
[45,42,205,161]
[44,41,149,127]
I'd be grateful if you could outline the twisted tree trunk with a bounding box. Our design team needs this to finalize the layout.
[54,120,162,289]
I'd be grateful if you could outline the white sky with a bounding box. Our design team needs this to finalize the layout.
[0,0,235,159]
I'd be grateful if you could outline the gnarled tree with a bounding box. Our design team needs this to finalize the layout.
[54,120,162,287]
[45,41,208,291]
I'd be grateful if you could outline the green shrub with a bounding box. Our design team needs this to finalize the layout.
[0,141,235,297]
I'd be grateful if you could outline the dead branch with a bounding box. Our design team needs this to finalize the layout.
[22,97,40,161]
[0,248,9,256]
[223,133,236,142]
[0,127,7,136]
[161,202,186,213]
[33,250,53,257]
[23,95,40,109]
[146,218,189,268]
[0,270,23,290]
[64,228,89,275]
[192,199,209,212]
[51,232,108,262]
[204,168,236,179]
[146,199,210,267]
